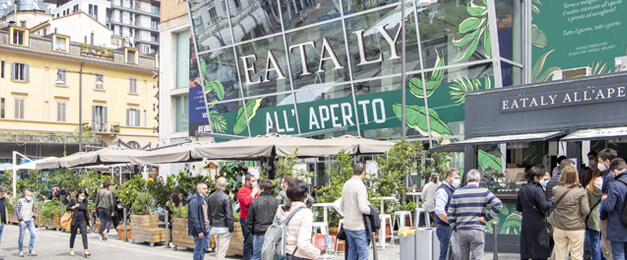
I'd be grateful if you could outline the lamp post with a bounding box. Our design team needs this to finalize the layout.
[56,63,103,152]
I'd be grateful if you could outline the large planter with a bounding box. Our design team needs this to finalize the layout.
[227,222,245,256]
[130,214,166,247]
[40,214,61,229]
[172,218,216,249]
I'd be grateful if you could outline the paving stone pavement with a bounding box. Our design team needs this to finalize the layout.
[0,224,519,259]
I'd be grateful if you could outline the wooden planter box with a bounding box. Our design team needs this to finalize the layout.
[171,217,216,250]
[130,214,166,247]
[41,214,61,229]
[7,212,18,224]
[227,222,244,256]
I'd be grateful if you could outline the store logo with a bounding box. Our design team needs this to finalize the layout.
[240,21,406,86]
[500,85,626,112]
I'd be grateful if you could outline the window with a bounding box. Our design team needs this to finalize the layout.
[56,69,66,85]
[11,63,29,82]
[208,7,217,19]
[73,4,78,12]
[88,4,98,20]
[12,29,24,45]
[95,74,104,90]
[20,21,25,27]
[175,95,189,132]
[14,98,24,119]
[128,141,140,149]
[176,30,190,89]
[54,36,67,52]
[126,108,140,126]
[233,0,240,8]
[56,102,67,122]
[0,98,4,118]
[92,105,108,132]
[143,109,146,127]
[1,61,4,78]
[129,78,137,93]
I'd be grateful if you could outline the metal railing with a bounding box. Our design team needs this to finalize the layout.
[0,132,101,144]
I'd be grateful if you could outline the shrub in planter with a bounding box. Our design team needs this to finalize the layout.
[39,199,63,228]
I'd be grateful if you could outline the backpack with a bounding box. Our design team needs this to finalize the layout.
[261,207,304,260]
[617,178,627,226]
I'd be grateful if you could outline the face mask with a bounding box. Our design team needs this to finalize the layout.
[540,180,549,187]
[598,163,607,172]
[281,184,287,190]
[79,196,85,201]
[25,196,31,201]
[251,181,258,188]
[452,179,461,188]
[589,160,597,167]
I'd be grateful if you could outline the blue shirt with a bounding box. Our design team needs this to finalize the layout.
[435,183,453,215]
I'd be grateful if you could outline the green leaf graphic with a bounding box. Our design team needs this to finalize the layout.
[453,28,481,47]
[204,80,225,101]
[483,28,492,57]
[392,104,453,136]
[200,59,207,78]
[458,17,484,34]
[467,1,487,16]
[408,50,445,98]
[532,50,560,82]
[459,28,482,62]
[478,149,501,172]
[233,98,263,134]
[531,24,547,48]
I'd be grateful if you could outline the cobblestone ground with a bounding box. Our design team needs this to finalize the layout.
[0,224,519,259]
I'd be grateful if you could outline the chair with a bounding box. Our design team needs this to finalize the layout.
[414,207,431,228]
[334,219,344,256]
[391,211,413,246]
[378,214,393,249]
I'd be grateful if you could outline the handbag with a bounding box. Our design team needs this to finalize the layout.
[60,211,74,231]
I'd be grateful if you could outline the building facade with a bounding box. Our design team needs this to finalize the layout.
[0,25,159,161]
[108,0,160,54]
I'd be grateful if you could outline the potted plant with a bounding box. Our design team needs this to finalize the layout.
[129,191,166,246]
[227,211,245,256]
[39,199,63,230]
[170,205,195,249]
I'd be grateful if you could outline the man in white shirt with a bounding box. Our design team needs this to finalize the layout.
[340,163,371,260]
[422,173,440,225]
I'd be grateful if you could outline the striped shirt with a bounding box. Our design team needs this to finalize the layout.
[447,183,503,231]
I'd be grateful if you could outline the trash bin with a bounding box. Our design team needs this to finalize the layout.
[399,227,416,260]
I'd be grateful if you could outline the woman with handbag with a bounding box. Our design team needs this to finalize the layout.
[275,180,323,260]
[67,189,91,257]
[517,166,553,260]
[548,165,590,260]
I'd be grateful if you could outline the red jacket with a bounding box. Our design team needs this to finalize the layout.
[237,185,258,219]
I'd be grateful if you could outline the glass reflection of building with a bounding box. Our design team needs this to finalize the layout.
[187,0,526,169]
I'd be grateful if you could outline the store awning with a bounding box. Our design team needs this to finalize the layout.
[429,131,565,152]
[561,126,627,142]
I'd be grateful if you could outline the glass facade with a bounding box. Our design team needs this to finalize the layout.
[187,0,521,144]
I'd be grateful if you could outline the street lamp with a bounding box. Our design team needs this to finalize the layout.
[56,63,103,152]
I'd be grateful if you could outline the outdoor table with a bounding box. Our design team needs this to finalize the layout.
[374,196,397,249]
[406,192,422,204]
[311,203,336,225]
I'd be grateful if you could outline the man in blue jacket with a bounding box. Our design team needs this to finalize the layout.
[188,183,209,260]
[601,158,627,259]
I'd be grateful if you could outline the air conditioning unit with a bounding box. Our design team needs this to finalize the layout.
[552,66,591,81]
[615,56,627,72]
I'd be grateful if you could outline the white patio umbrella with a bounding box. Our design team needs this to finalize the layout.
[61,146,150,168]
[130,142,210,165]
[317,135,395,154]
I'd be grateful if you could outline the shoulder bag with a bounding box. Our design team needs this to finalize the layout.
[547,185,575,234]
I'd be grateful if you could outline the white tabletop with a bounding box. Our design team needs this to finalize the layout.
[312,203,336,207]
[406,192,422,196]
[374,196,397,200]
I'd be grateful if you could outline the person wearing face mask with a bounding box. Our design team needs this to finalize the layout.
[237,174,259,260]
[588,151,598,169]
[540,173,551,191]
[582,167,603,260]
[16,189,37,257]
[68,189,91,257]
[600,158,627,260]
[517,166,553,260]
[597,148,618,260]
[276,176,315,207]
[434,168,461,260]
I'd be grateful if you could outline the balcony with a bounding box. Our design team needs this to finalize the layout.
[110,3,160,18]
[82,122,122,134]
[108,20,159,33]
[0,132,101,144]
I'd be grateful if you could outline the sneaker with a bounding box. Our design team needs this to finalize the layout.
[28,251,38,256]
[18,251,24,257]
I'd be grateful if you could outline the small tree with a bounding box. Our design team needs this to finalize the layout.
[314,149,354,227]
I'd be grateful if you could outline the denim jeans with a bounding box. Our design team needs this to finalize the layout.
[611,241,626,260]
[345,229,369,260]
[193,233,207,260]
[0,221,4,243]
[240,218,253,260]
[436,224,452,260]
[252,234,265,260]
[204,226,212,251]
[18,220,36,253]
[585,229,602,260]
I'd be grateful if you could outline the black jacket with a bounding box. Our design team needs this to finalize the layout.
[247,192,279,235]
[67,198,90,227]
[207,189,234,232]
[516,181,552,259]
[363,205,380,241]
[0,196,6,224]
[188,193,208,236]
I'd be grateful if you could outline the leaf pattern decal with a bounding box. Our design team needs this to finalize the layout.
[448,76,492,104]
[200,59,207,78]
[531,24,547,48]
[453,1,491,61]
[532,50,560,82]
[209,110,227,133]
[204,80,225,101]
[233,98,263,135]
[392,104,453,136]
[477,149,501,172]
[408,50,445,98]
